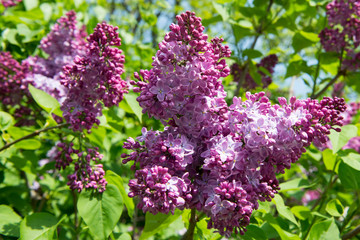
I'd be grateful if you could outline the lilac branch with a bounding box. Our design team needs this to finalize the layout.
[181,209,197,240]
[0,123,68,152]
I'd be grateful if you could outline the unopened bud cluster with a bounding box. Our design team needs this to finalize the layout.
[54,142,107,192]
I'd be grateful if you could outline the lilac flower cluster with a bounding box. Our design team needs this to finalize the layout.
[54,142,107,192]
[24,10,87,104]
[0,52,29,107]
[0,52,36,125]
[131,11,230,138]
[319,0,360,70]
[230,54,278,90]
[60,22,127,132]
[123,11,346,236]
[1,0,21,8]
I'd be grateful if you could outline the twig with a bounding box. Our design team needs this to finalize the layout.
[0,123,68,152]
[72,191,80,240]
[342,224,360,240]
[234,0,274,97]
[181,208,197,240]
[311,71,343,99]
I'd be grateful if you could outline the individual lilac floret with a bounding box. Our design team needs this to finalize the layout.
[23,10,87,104]
[1,0,21,8]
[131,11,231,138]
[61,22,127,132]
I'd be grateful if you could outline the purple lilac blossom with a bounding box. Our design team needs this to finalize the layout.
[123,11,346,237]
[60,22,128,132]
[302,190,321,205]
[23,10,87,104]
[54,142,107,192]
[319,0,360,70]
[1,0,21,8]
[0,52,36,126]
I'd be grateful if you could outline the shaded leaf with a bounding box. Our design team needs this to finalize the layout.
[325,199,344,217]
[0,205,22,237]
[19,212,58,240]
[140,210,182,240]
[124,93,143,123]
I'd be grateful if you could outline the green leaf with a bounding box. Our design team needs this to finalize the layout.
[291,206,311,220]
[19,212,58,240]
[285,60,311,78]
[342,153,360,171]
[243,49,263,59]
[212,2,229,21]
[117,233,132,240]
[0,111,14,131]
[14,139,41,150]
[242,224,267,240]
[28,85,62,116]
[264,214,300,240]
[194,216,221,240]
[2,29,20,46]
[322,149,337,171]
[299,31,319,42]
[292,32,315,53]
[279,178,314,192]
[325,199,344,217]
[338,162,360,190]
[40,3,52,22]
[140,210,182,240]
[23,0,39,10]
[0,205,22,237]
[329,125,358,153]
[105,170,134,219]
[124,93,143,123]
[273,195,299,227]
[308,218,340,240]
[77,185,123,240]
